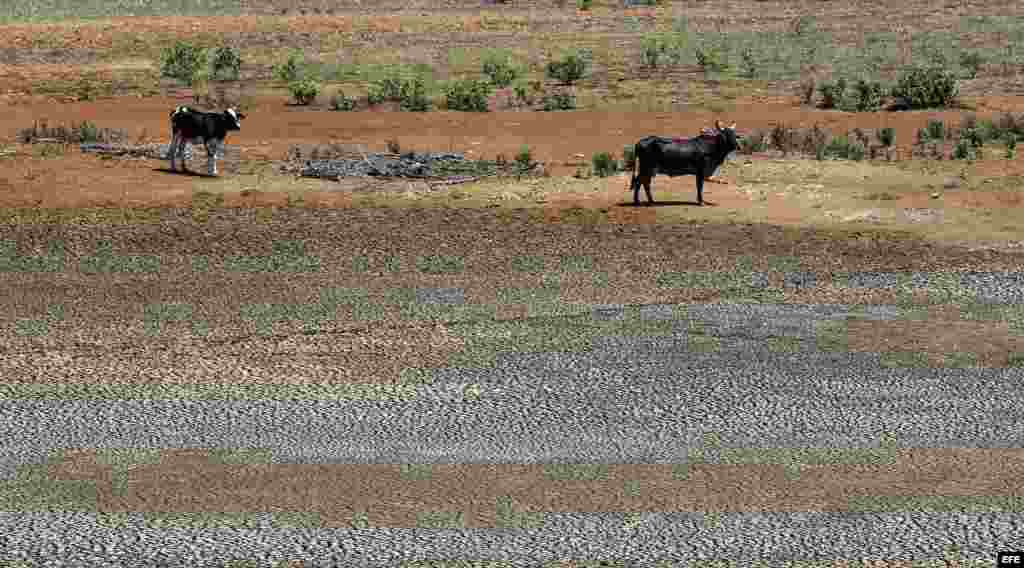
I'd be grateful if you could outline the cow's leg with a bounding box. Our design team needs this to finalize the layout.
[632,174,641,206]
[644,175,654,205]
[168,133,178,171]
[179,139,191,172]
[206,139,220,176]
[696,173,705,206]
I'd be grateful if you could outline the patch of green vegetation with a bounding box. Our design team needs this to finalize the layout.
[416,510,464,529]
[0,0,243,22]
[543,464,608,481]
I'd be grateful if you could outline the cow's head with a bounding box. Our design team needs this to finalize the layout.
[225,108,245,130]
[713,120,740,152]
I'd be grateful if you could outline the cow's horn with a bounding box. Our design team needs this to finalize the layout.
[730,122,736,129]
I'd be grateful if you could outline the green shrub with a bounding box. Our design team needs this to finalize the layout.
[848,142,865,161]
[545,50,589,85]
[851,79,884,111]
[160,41,207,86]
[997,112,1024,140]
[481,50,521,87]
[739,130,768,154]
[878,127,895,147]
[515,144,532,174]
[577,0,591,10]
[952,137,974,160]
[798,78,815,105]
[445,78,491,112]
[329,89,356,111]
[209,45,242,82]
[802,124,829,158]
[1006,135,1017,159]
[512,81,533,107]
[977,118,999,142]
[738,46,757,78]
[818,78,846,109]
[825,134,853,159]
[926,119,945,140]
[622,144,636,170]
[640,33,682,68]
[399,76,431,111]
[541,92,576,111]
[273,50,305,84]
[891,66,959,109]
[288,79,320,105]
[694,45,728,74]
[76,121,100,143]
[367,85,385,106]
[591,152,619,177]
[959,50,984,79]
[379,73,405,100]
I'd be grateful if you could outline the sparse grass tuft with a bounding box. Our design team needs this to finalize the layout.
[18,119,124,145]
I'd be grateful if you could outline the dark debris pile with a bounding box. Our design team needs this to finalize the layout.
[281,145,538,183]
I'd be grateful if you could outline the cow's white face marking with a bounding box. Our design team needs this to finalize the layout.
[226,108,240,128]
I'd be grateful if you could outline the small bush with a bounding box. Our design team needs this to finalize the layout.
[848,142,866,161]
[738,130,768,154]
[515,144,532,174]
[695,45,728,74]
[273,49,305,84]
[770,123,799,155]
[799,77,815,105]
[962,126,984,149]
[926,119,945,140]
[622,144,636,170]
[959,50,984,79]
[1005,135,1017,159]
[977,118,999,142]
[481,50,521,87]
[399,75,431,112]
[546,50,590,85]
[802,124,828,158]
[825,134,853,159]
[818,78,846,109]
[577,0,591,10]
[891,66,959,109]
[541,92,576,111]
[916,127,928,145]
[952,137,974,160]
[878,127,895,147]
[851,79,884,111]
[738,46,757,78]
[160,41,207,86]
[445,77,492,112]
[288,78,320,105]
[367,85,385,106]
[997,112,1024,140]
[640,34,682,68]
[329,90,356,111]
[209,45,242,82]
[591,152,619,177]
[379,74,405,101]
[512,81,533,107]
[77,121,100,143]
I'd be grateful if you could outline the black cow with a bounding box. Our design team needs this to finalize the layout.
[629,120,740,206]
[168,106,245,176]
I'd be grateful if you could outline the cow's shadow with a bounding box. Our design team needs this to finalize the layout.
[153,167,216,178]
[617,200,717,207]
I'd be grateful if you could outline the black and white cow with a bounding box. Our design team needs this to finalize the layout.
[168,106,245,176]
